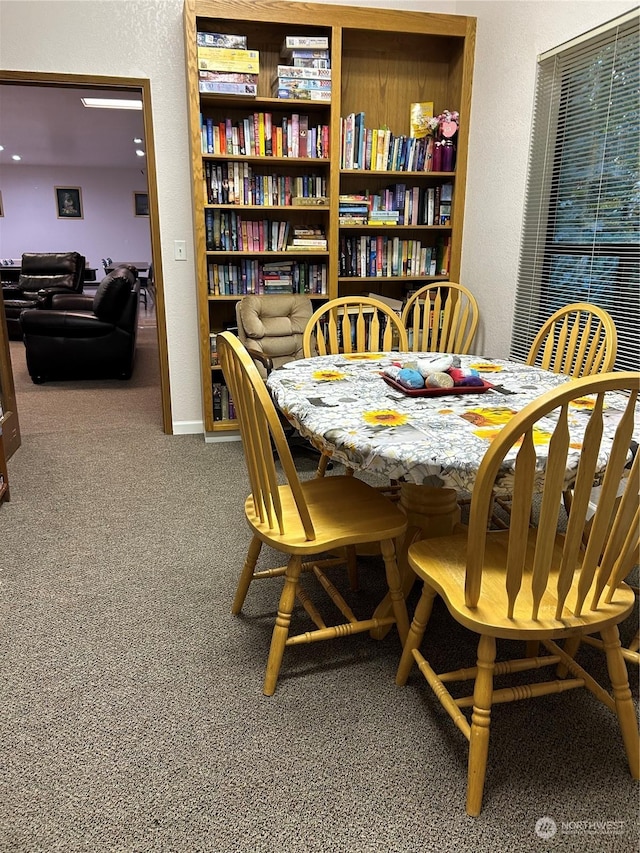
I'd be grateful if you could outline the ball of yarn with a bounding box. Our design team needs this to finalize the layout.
[382,365,402,381]
[397,368,425,389]
[417,354,454,377]
[448,367,468,385]
[463,375,485,387]
[425,371,454,388]
[449,367,481,386]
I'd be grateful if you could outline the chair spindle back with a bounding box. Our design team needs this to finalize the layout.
[303,296,408,356]
[526,302,618,377]
[401,282,479,353]
[465,372,639,621]
[217,331,316,540]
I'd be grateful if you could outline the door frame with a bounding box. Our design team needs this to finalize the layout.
[0,70,173,434]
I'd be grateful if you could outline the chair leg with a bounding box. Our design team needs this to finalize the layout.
[396,583,437,685]
[346,545,358,591]
[380,537,409,644]
[556,635,582,678]
[264,554,303,696]
[601,625,640,779]
[232,535,262,615]
[525,641,540,658]
[315,453,330,478]
[466,633,496,817]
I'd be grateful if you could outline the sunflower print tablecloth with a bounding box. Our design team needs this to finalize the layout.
[266,353,636,494]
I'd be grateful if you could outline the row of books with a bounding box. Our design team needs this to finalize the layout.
[339,235,451,278]
[196,33,330,99]
[271,60,331,101]
[206,212,287,252]
[341,113,449,172]
[276,39,330,99]
[212,382,236,421]
[197,33,329,59]
[205,211,327,252]
[197,33,260,96]
[339,183,453,227]
[200,113,330,159]
[205,162,327,207]
[208,260,328,296]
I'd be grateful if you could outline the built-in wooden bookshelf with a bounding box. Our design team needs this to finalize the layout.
[184,0,476,434]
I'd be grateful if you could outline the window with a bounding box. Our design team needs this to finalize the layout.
[511,11,639,371]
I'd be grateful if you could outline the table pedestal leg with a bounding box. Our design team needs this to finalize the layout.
[370,484,461,639]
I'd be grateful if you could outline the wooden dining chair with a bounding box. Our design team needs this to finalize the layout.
[303,296,408,478]
[401,281,479,354]
[217,331,409,695]
[526,302,618,519]
[526,302,617,378]
[396,371,640,816]
[303,295,408,358]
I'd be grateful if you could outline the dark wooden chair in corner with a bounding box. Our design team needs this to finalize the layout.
[217,331,409,696]
[396,371,640,816]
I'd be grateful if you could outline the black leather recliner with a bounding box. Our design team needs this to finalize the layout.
[3,252,86,339]
[20,266,139,383]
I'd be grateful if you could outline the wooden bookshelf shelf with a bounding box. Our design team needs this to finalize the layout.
[184,0,476,433]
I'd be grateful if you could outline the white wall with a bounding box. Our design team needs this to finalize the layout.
[0,165,152,271]
[455,0,635,357]
[0,0,634,434]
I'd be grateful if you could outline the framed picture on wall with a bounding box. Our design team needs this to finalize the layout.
[55,187,83,219]
[134,191,149,217]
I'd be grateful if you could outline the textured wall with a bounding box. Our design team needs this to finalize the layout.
[0,0,201,433]
[1,0,633,432]
[456,0,635,357]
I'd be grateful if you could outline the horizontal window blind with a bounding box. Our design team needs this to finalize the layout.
[511,12,639,371]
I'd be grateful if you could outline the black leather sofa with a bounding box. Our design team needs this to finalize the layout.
[20,266,140,383]
[2,252,86,340]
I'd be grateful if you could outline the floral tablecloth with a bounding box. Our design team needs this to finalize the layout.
[266,353,637,495]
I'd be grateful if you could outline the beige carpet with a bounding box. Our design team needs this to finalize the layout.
[9,314,163,438]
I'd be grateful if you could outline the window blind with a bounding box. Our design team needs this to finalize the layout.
[511,12,639,371]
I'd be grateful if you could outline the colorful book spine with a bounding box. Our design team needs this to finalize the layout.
[197,32,247,49]
[282,36,329,50]
[197,48,260,73]
[199,71,258,84]
[199,81,257,96]
[282,48,330,60]
[272,89,331,102]
[275,65,331,79]
[274,77,331,90]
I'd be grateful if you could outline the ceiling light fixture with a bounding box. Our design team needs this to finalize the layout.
[135,149,145,157]
[0,145,4,151]
[133,137,143,144]
[81,97,143,110]
[11,154,21,161]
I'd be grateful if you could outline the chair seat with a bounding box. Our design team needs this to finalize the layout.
[245,474,407,554]
[409,528,636,639]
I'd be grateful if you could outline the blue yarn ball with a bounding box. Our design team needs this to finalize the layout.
[397,368,425,389]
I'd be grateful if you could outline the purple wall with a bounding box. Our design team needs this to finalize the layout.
[0,165,152,273]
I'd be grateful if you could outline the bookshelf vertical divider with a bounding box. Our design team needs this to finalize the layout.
[184,0,476,435]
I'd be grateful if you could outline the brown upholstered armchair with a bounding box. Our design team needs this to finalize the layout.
[2,252,85,339]
[235,294,312,378]
[235,294,324,465]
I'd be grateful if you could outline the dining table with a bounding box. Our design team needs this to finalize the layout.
[266,351,638,632]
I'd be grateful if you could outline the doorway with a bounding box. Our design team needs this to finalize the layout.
[0,70,172,433]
